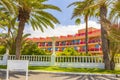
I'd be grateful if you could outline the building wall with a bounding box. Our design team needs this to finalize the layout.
[27,27,102,55]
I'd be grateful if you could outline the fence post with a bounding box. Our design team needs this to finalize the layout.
[51,55,55,66]
[51,37,56,66]
[3,48,9,65]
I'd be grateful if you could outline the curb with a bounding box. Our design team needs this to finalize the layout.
[29,70,120,77]
[1,69,120,77]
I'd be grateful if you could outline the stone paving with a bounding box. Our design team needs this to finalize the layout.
[0,70,120,80]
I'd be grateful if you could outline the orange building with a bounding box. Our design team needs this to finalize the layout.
[27,27,102,55]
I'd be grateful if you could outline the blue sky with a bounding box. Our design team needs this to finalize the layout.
[45,0,79,25]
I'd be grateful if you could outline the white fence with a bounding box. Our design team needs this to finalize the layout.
[55,56,104,68]
[0,55,120,69]
[9,55,52,66]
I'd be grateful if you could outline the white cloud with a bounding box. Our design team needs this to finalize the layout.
[24,20,100,38]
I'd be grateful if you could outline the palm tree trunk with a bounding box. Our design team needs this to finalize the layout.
[110,42,116,70]
[15,20,25,59]
[110,55,115,70]
[85,15,88,54]
[100,5,110,70]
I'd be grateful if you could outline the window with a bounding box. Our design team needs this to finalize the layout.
[48,48,51,51]
[82,46,86,50]
[74,46,77,50]
[95,44,99,48]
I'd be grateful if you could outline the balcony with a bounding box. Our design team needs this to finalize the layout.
[78,48,102,53]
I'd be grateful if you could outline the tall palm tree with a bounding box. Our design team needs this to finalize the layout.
[69,0,114,69]
[99,0,111,70]
[1,0,61,59]
[79,0,120,70]
[83,0,113,70]
[68,0,98,54]
[15,0,61,59]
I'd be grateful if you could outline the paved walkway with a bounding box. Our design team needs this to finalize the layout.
[0,70,120,80]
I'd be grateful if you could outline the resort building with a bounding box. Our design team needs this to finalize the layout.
[28,27,102,55]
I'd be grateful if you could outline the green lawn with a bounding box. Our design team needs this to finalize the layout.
[29,66,120,74]
[0,65,120,74]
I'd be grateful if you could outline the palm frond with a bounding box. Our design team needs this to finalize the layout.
[0,0,17,15]
[109,0,120,23]
[67,1,83,8]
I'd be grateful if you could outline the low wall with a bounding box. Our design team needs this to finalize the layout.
[29,61,52,66]
[55,63,104,68]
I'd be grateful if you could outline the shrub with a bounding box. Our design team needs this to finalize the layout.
[56,47,79,56]
[21,42,51,55]
[0,46,6,55]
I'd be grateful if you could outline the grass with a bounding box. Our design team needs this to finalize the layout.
[1,65,120,74]
[29,66,120,74]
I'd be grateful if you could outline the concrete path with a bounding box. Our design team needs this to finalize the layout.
[0,70,120,80]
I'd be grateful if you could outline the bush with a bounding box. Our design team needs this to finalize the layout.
[0,46,6,55]
[21,42,51,55]
[115,54,120,57]
[56,47,79,56]
[56,47,97,56]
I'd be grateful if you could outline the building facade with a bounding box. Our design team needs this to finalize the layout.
[28,27,102,55]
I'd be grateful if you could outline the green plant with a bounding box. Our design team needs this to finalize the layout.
[21,42,51,55]
[56,47,79,56]
[0,46,6,55]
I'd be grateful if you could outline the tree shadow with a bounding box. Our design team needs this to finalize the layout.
[51,73,120,80]
[0,70,41,80]
[0,70,120,80]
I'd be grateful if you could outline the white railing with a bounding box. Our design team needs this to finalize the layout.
[8,55,16,60]
[56,56,103,63]
[8,55,52,66]
[0,55,3,60]
[9,55,51,62]
[55,56,104,68]
[0,55,120,69]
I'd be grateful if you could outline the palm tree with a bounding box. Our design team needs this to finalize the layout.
[87,0,120,70]
[99,0,111,70]
[108,0,120,70]
[1,0,61,59]
[108,25,120,70]
[83,0,113,70]
[68,0,98,54]
[0,0,17,56]
[109,32,120,70]
[69,0,114,69]
[0,29,31,55]
[16,0,61,59]
[0,13,16,55]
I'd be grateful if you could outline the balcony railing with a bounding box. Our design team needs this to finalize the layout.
[38,40,101,48]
